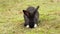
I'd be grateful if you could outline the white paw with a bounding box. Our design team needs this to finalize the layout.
[34,24,37,28]
[26,25,29,28]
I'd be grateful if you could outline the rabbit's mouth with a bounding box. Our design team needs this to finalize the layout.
[29,24,34,28]
[26,24,37,28]
[29,22,37,28]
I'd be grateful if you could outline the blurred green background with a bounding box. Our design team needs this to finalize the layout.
[0,0,60,34]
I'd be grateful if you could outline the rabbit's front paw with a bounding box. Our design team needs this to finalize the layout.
[26,25,29,28]
[34,24,37,28]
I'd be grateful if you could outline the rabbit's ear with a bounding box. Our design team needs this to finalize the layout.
[23,10,29,17]
[35,6,39,11]
[33,6,39,15]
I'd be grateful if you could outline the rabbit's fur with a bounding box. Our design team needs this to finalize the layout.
[23,6,39,28]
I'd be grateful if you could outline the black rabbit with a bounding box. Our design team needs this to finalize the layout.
[23,6,39,28]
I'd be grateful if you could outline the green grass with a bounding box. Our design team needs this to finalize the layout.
[0,0,60,34]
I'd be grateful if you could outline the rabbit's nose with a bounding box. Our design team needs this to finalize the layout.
[29,25,34,28]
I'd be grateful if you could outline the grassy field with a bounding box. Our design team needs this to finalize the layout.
[0,0,60,34]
